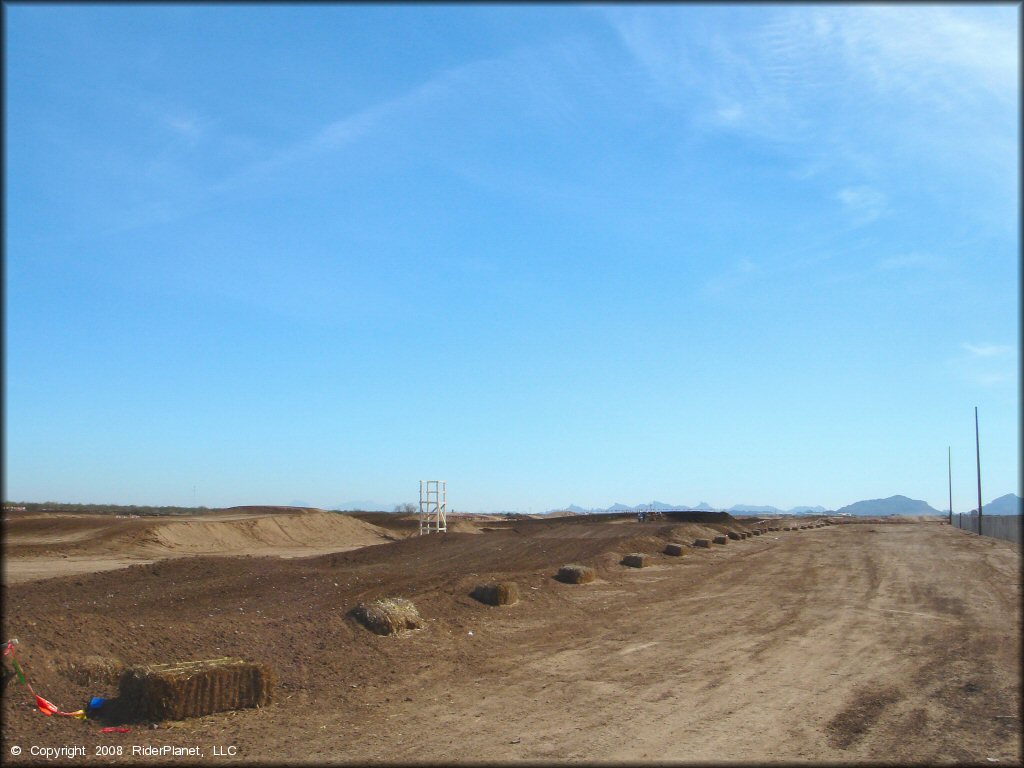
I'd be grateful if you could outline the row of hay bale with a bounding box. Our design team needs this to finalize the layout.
[115,519,837,723]
[106,587,520,723]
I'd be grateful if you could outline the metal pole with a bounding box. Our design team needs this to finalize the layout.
[975,407,983,537]
[947,446,952,526]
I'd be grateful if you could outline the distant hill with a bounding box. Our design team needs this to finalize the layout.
[729,504,783,514]
[648,500,677,511]
[551,500,824,515]
[835,495,940,517]
[789,505,828,515]
[980,494,1022,516]
[563,504,590,514]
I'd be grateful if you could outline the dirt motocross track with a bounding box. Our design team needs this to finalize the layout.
[1,508,1020,765]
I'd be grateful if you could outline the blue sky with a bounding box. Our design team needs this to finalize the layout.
[4,4,1019,513]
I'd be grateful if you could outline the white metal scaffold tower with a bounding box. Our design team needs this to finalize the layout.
[419,480,447,535]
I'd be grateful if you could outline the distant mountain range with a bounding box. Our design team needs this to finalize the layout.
[834,495,940,516]
[553,494,1021,517]
[323,492,1020,517]
[552,501,827,515]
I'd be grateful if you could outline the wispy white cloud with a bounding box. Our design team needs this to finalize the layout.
[961,342,1014,358]
[874,252,936,272]
[703,257,760,297]
[947,341,1018,388]
[165,115,203,143]
[101,53,509,233]
[837,186,887,225]
[603,4,1017,226]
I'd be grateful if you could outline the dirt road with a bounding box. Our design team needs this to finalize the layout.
[2,516,1020,764]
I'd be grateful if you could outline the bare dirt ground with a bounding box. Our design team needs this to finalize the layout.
[1,511,1020,765]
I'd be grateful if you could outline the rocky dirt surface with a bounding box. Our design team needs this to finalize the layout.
[1,513,1020,764]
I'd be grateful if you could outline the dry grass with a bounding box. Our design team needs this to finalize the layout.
[471,582,519,606]
[664,543,685,557]
[118,658,273,722]
[352,598,425,635]
[693,538,711,548]
[621,553,648,568]
[556,564,596,584]
[713,535,728,545]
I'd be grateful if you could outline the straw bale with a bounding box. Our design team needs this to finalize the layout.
[556,564,596,584]
[471,582,519,606]
[713,535,728,545]
[752,529,762,536]
[664,543,685,556]
[693,538,711,548]
[727,531,741,540]
[118,658,273,722]
[352,598,425,636]
[621,553,648,568]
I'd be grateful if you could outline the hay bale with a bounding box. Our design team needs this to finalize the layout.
[664,543,685,556]
[621,553,648,568]
[752,529,762,536]
[713,535,728,545]
[471,582,519,606]
[693,538,711,548]
[556,564,596,584]
[118,658,272,722]
[352,598,424,635]
[727,530,741,540]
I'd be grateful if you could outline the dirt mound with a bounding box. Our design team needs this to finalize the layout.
[3,510,397,583]
[134,510,393,554]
